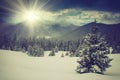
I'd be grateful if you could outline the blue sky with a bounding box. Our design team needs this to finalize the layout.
[0,0,120,26]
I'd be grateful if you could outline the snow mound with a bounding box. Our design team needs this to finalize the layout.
[0,50,120,80]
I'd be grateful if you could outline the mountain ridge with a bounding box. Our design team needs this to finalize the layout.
[61,22,120,47]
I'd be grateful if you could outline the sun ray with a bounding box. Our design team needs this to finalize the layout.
[3,0,50,25]
[1,0,52,38]
[38,0,51,10]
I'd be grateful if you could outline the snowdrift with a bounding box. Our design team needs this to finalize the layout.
[0,50,120,80]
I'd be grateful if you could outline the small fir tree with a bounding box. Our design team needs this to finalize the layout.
[76,27,113,74]
[65,52,69,56]
[27,45,33,56]
[54,46,59,53]
[61,53,64,57]
[49,49,55,56]
[69,52,74,57]
[27,45,44,57]
[39,48,44,57]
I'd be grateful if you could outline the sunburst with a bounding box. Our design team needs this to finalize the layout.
[3,0,51,27]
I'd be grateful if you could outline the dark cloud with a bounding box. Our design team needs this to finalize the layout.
[47,0,120,12]
[0,0,120,12]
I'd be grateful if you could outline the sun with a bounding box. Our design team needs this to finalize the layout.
[18,9,41,27]
[25,11,38,22]
[3,0,52,38]
[5,0,51,27]
[23,10,39,24]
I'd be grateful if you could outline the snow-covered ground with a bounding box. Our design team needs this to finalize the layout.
[0,50,120,80]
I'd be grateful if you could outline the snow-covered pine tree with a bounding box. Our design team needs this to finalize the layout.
[35,46,44,57]
[61,53,64,57]
[27,45,44,57]
[49,48,55,56]
[75,49,81,57]
[27,45,33,56]
[39,48,44,57]
[76,27,113,74]
[65,52,69,56]
[54,46,59,53]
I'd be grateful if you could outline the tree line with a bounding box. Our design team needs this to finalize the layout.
[0,35,81,56]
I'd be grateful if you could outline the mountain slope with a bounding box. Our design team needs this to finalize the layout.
[61,22,120,44]
[0,23,77,40]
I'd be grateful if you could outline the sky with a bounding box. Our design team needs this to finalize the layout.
[0,0,120,27]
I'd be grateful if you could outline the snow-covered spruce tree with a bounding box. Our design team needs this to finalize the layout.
[35,47,44,57]
[76,27,113,74]
[49,48,55,56]
[27,45,44,57]
[54,46,59,53]
[65,52,69,56]
[75,49,81,57]
[61,53,64,57]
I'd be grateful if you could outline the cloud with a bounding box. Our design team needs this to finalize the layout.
[2,0,119,27]
[45,8,120,27]
[9,8,120,27]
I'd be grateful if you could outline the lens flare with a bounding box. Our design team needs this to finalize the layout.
[4,0,51,27]
[25,11,38,22]
[22,9,40,26]
[2,0,52,38]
